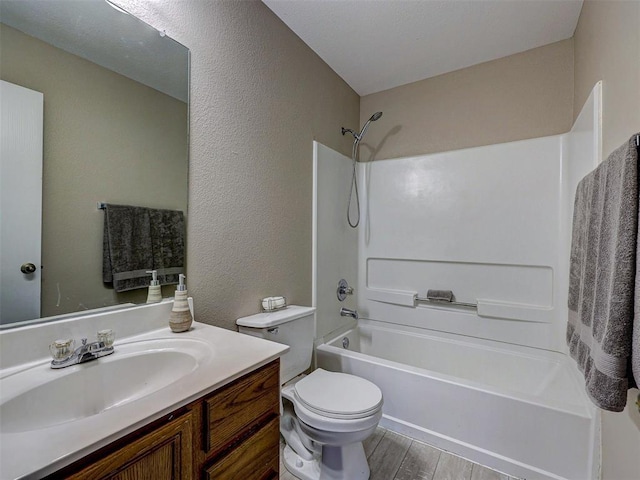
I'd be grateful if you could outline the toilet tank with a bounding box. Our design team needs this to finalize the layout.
[236,306,316,383]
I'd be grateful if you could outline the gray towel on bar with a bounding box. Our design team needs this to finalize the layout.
[426,289,454,302]
[103,204,185,292]
[566,134,640,411]
[633,137,640,390]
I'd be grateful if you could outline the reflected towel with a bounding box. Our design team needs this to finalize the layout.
[103,204,185,292]
[566,134,640,411]
[149,208,185,286]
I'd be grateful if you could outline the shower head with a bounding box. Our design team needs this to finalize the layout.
[340,111,383,142]
[357,111,383,140]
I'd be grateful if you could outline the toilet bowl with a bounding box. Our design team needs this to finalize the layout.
[281,369,383,480]
[236,306,383,480]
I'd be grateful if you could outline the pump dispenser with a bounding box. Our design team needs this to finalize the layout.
[169,274,192,332]
[146,270,162,304]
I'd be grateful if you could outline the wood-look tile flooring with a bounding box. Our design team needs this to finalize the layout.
[280,427,518,480]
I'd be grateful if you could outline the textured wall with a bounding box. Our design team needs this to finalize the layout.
[116,0,359,330]
[359,39,574,160]
[1,24,188,318]
[573,2,640,479]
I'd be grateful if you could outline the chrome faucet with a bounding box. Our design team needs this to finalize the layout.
[50,336,114,369]
[340,307,359,320]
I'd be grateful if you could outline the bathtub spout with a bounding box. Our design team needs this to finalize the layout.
[340,307,359,320]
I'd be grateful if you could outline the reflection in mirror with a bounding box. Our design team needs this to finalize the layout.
[0,0,189,328]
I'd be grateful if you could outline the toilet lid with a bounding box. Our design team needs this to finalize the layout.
[293,369,383,420]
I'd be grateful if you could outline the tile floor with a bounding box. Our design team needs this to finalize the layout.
[280,427,518,480]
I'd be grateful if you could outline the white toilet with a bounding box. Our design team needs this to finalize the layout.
[237,305,383,480]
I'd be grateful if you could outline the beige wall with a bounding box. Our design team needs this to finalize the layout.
[1,24,188,317]
[359,39,574,160]
[573,2,640,479]
[574,0,640,158]
[118,0,359,331]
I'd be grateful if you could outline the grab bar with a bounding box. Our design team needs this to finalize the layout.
[414,296,477,309]
[415,289,476,309]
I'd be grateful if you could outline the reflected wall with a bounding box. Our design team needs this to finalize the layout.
[1,24,188,318]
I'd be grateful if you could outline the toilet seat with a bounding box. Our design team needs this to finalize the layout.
[294,369,383,420]
[282,369,383,433]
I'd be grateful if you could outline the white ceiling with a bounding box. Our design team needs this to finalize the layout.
[262,0,584,96]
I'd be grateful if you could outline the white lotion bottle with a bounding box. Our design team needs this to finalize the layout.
[146,270,162,304]
[170,274,192,333]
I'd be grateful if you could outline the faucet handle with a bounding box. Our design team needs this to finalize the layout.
[49,338,75,361]
[337,279,354,301]
[97,329,115,348]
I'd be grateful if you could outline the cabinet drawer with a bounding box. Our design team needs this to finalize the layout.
[204,360,279,455]
[204,417,279,480]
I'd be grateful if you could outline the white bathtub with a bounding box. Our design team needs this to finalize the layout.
[316,319,599,480]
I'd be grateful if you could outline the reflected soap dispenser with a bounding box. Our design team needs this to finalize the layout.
[170,274,192,333]
[146,270,162,304]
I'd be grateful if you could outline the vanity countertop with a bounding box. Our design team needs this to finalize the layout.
[0,308,288,480]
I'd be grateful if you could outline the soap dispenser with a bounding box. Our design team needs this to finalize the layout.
[170,274,192,333]
[146,270,162,304]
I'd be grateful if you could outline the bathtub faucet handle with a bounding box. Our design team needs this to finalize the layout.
[337,279,354,301]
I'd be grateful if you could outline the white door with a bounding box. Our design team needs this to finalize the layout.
[0,80,43,325]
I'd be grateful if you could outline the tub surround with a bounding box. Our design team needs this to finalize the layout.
[355,134,582,352]
[0,301,288,479]
[312,87,603,480]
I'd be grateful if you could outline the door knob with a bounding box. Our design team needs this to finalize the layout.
[20,263,37,274]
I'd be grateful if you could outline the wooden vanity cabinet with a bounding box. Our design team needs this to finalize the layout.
[196,359,280,479]
[65,412,194,480]
[48,359,280,480]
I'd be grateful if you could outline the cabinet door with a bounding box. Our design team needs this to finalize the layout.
[66,412,193,480]
[204,417,279,480]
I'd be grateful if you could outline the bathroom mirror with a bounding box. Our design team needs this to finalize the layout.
[0,0,189,328]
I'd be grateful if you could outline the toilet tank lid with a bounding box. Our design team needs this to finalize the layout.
[236,305,316,328]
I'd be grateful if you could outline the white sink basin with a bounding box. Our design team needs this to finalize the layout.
[0,338,213,433]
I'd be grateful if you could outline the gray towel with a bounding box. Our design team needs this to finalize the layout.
[103,204,185,292]
[426,290,454,302]
[567,134,640,411]
[634,137,640,390]
[149,208,185,285]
